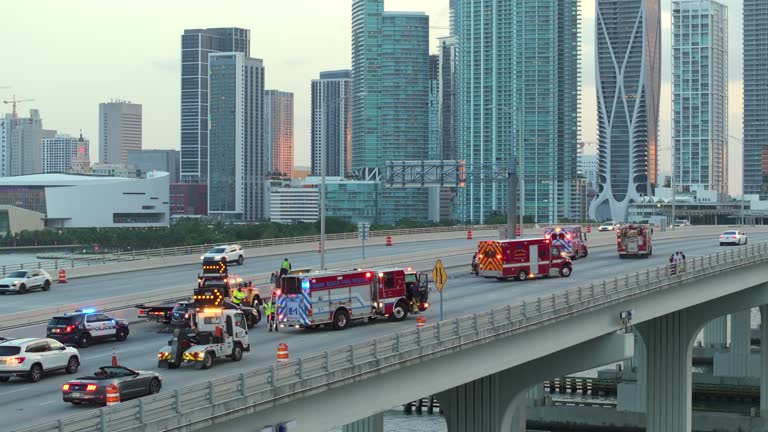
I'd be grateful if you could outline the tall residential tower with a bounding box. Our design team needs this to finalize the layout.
[311,70,352,177]
[207,52,265,221]
[456,0,580,223]
[264,90,294,178]
[180,27,250,182]
[743,0,768,197]
[590,0,661,222]
[672,0,728,198]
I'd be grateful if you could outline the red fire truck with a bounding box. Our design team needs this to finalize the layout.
[543,226,588,259]
[274,268,429,330]
[617,224,653,258]
[477,238,573,281]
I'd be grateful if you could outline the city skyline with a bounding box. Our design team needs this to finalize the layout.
[0,0,747,193]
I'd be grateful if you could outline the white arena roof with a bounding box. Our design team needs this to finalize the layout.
[0,172,169,187]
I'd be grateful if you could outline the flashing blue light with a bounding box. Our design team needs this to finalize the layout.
[80,308,96,313]
[301,279,310,291]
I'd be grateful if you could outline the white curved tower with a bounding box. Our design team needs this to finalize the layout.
[590,0,661,222]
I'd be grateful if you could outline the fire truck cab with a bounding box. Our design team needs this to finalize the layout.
[543,226,588,259]
[478,238,573,281]
[617,224,653,258]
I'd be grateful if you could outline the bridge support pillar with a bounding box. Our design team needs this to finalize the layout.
[714,309,755,377]
[618,332,646,413]
[342,413,383,432]
[638,310,696,432]
[702,316,728,349]
[761,305,768,418]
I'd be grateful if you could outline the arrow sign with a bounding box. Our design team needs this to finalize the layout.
[432,259,448,292]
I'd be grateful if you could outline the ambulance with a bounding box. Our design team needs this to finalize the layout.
[477,238,573,281]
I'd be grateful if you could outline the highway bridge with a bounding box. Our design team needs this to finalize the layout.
[3,226,768,432]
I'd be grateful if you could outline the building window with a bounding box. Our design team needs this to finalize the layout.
[113,213,163,224]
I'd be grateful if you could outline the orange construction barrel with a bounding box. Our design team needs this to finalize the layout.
[587,224,591,233]
[416,316,427,329]
[277,343,289,362]
[106,384,120,406]
[386,235,392,247]
[58,269,67,283]
[516,227,521,237]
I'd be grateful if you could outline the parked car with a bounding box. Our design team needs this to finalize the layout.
[719,230,747,246]
[200,244,245,265]
[674,219,691,227]
[0,338,80,382]
[598,222,620,232]
[0,269,53,294]
[62,365,162,405]
[47,309,130,348]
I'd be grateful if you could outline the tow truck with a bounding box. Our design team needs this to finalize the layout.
[617,224,653,258]
[135,262,261,328]
[157,260,251,369]
[274,267,429,330]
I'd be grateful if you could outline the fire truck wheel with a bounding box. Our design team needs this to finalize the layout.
[332,310,350,330]
[582,249,588,258]
[516,271,528,282]
[231,344,243,361]
[201,352,214,369]
[390,301,409,322]
[560,265,572,277]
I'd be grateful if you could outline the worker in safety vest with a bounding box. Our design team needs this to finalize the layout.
[264,299,279,332]
[232,285,246,306]
[280,258,292,278]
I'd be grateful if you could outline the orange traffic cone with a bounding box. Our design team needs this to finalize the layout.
[416,316,426,329]
[111,347,118,366]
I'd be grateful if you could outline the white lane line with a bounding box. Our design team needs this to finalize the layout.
[0,387,28,396]
[40,400,56,405]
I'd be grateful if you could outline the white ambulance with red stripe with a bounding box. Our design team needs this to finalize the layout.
[477,238,573,281]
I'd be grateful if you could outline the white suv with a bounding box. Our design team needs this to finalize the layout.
[200,244,245,266]
[0,338,80,382]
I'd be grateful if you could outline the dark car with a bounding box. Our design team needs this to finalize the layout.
[47,309,130,348]
[62,365,161,405]
[170,302,193,328]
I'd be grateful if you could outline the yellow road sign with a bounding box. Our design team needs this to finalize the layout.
[432,259,448,292]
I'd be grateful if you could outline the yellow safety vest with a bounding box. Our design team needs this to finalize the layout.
[232,289,246,304]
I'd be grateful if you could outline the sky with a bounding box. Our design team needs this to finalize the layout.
[0,0,746,193]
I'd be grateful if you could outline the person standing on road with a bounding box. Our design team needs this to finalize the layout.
[264,298,276,332]
[232,285,246,306]
[280,258,292,278]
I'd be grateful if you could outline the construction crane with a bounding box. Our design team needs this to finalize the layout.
[2,95,34,120]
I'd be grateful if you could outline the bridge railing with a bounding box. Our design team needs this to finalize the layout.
[16,242,768,432]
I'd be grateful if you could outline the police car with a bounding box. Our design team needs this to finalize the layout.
[47,309,130,348]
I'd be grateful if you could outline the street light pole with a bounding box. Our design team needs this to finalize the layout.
[488,105,521,239]
[320,97,327,270]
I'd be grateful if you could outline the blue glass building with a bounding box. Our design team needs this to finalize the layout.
[743,0,768,197]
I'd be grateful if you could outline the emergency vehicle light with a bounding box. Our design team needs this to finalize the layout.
[555,227,561,233]
[406,267,412,271]
[496,253,502,259]
[566,234,572,240]
[478,253,484,259]
[378,272,384,277]
[545,234,550,240]
[365,272,372,278]
[274,289,282,296]
[80,308,96,313]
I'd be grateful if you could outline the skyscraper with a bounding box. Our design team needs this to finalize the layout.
[207,52,265,221]
[264,90,294,178]
[743,0,768,197]
[673,0,728,198]
[351,0,431,223]
[437,36,457,161]
[180,27,250,182]
[311,70,352,177]
[351,1,430,172]
[456,0,580,223]
[590,0,661,222]
[98,100,142,164]
[43,133,89,173]
[4,109,49,176]
[428,54,440,160]
[127,149,180,183]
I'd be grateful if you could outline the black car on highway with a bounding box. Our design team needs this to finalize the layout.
[62,365,161,405]
[47,309,130,348]
[170,301,193,328]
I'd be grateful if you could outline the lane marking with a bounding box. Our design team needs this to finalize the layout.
[0,388,29,397]
[40,400,55,405]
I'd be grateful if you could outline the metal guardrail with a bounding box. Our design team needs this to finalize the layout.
[15,242,768,432]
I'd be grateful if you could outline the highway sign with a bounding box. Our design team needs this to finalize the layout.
[432,259,448,292]
[357,222,370,240]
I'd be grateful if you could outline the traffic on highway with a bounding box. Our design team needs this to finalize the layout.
[1,226,765,432]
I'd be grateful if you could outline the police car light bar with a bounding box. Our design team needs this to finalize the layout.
[79,308,96,313]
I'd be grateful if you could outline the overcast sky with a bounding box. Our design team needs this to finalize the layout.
[1,0,746,193]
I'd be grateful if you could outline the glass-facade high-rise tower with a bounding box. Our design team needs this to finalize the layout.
[456,0,580,224]
[207,52,265,221]
[264,90,294,178]
[311,70,351,177]
[180,28,250,182]
[743,0,768,197]
[590,0,661,222]
[672,0,728,198]
[351,0,431,223]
